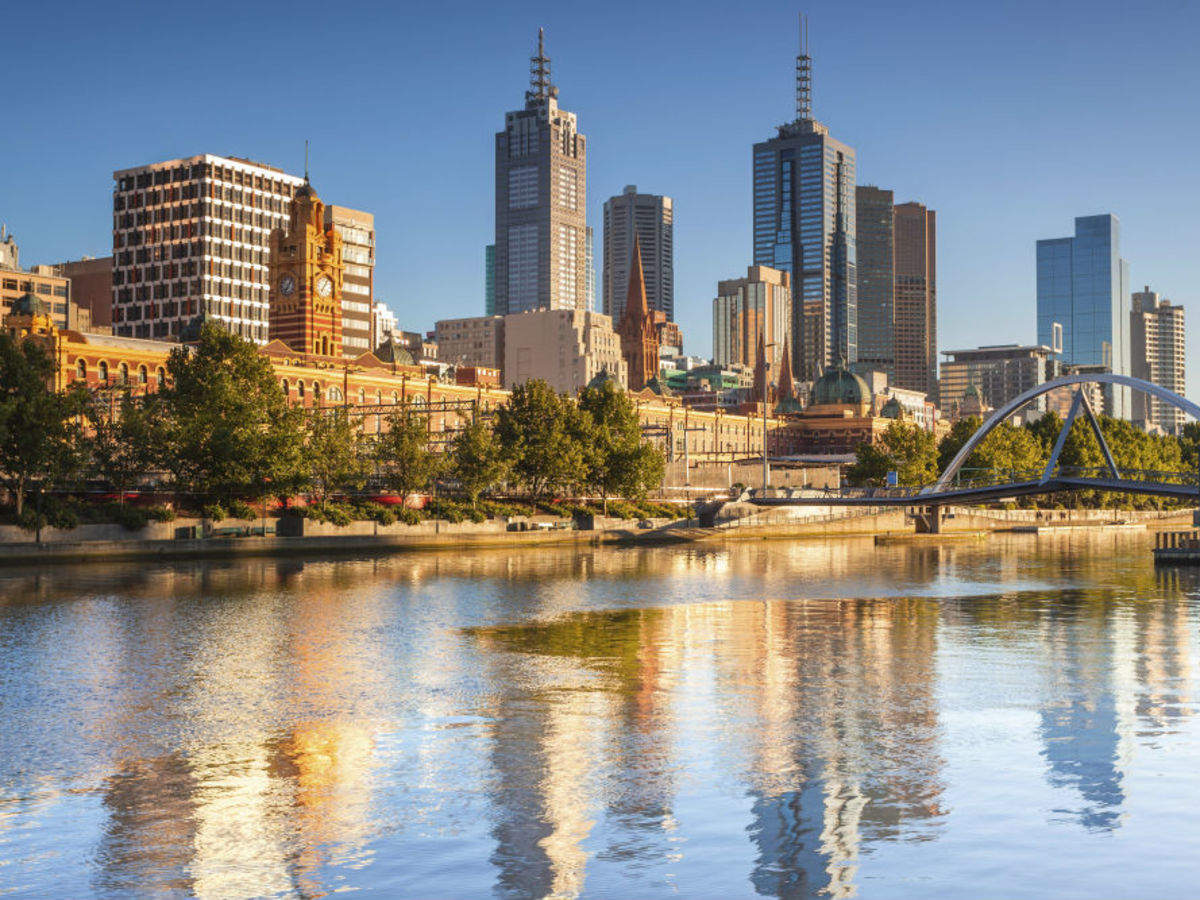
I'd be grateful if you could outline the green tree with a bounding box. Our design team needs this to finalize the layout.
[306,407,370,502]
[577,380,665,511]
[375,402,442,498]
[847,420,937,488]
[156,323,306,504]
[0,332,88,516]
[494,379,587,500]
[450,415,510,508]
[88,391,162,502]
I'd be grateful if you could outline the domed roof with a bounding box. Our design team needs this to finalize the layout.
[881,396,903,418]
[644,375,674,397]
[775,396,804,416]
[374,337,415,366]
[964,383,982,400]
[9,291,48,318]
[811,361,870,406]
[586,368,621,391]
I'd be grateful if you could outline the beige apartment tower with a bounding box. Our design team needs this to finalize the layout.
[893,202,937,397]
[1131,285,1186,432]
[324,205,374,354]
[504,308,626,394]
[712,266,792,374]
[494,30,588,315]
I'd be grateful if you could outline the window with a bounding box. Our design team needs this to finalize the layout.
[507,165,538,209]
[281,378,290,396]
[138,365,148,385]
[298,381,306,399]
[329,386,343,402]
[76,359,86,380]
[156,366,166,385]
[118,362,129,385]
[98,361,109,382]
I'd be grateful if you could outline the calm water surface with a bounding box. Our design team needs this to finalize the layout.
[1,534,1199,898]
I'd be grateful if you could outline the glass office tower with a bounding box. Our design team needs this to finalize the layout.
[752,24,856,380]
[1036,214,1131,417]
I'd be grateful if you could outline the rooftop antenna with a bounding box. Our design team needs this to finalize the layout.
[526,27,557,103]
[303,139,310,183]
[796,13,812,121]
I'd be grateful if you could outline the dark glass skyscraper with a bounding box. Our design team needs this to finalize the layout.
[752,18,856,380]
[854,186,894,374]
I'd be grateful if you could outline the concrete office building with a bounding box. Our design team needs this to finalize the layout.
[324,205,374,354]
[712,266,792,374]
[753,18,856,379]
[111,154,305,342]
[1036,214,1131,417]
[1131,285,1186,432]
[939,344,1058,418]
[435,315,505,371]
[602,185,674,323]
[504,308,626,393]
[494,30,588,316]
[893,201,937,397]
[371,300,398,346]
[855,186,894,375]
[1,264,73,331]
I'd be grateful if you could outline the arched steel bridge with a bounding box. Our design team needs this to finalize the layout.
[748,374,1200,509]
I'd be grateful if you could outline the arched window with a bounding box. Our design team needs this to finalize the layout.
[375,390,382,404]
[98,360,109,383]
[76,358,86,381]
[281,378,290,397]
[358,387,365,405]
[138,365,148,385]
[156,366,166,386]
[328,386,343,402]
[298,381,306,399]
[391,391,399,405]
[313,382,322,406]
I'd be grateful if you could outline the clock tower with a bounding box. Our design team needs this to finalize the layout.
[269,175,345,356]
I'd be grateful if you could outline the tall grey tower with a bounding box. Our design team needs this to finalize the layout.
[494,29,588,316]
[752,16,856,380]
[602,185,674,323]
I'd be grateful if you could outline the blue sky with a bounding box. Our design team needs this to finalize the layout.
[4,0,1199,394]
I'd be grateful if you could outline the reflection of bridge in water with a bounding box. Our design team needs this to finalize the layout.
[748,374,1200,517]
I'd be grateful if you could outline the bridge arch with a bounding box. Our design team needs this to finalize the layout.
[931,374,1200,493]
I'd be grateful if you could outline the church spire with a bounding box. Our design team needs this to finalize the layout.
[625,235,650,322]
[618,236,658,391]
[777,332,798,401]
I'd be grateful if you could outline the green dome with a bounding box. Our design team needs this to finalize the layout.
[9,291,48,318]
[964,383,982,401]
[811,361,870,406]
[375,337,416,366]
[586,368,621,391]
[644,375,674,397]
[880,396,903,418]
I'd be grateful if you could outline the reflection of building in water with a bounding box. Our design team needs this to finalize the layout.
[472,597,945,900]
[82,562,390,899]
[727,599,945,899]
[1038,591,1194,832]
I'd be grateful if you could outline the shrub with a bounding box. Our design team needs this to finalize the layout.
[110,503,150,531]
[201,503,226,522]
[145,505,177,522]
[325,505,352,527]
[398,507,421,526]
[227,499,257,520]
[467,507,486,523]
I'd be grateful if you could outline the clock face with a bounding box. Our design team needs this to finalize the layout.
[315,275,333,298]
[279,274,296,297]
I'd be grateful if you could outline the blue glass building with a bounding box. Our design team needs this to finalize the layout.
[1036,214,1131,417]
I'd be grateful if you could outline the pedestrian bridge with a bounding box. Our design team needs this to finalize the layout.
[748,373,1199,510]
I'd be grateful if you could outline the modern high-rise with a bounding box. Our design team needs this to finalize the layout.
[324,205,374,354]
[712,266,792,373]
[1036,214,1131,417]
[111,154,305,342]
[753,17,856,380]
[602,185,674,323]
[855,186,893,374]
[484,244,496,315]
[585,226,596,311]
[894,201,937,397]
[1131,285,1186,432]
[493,29,588,316]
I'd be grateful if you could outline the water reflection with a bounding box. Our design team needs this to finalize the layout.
[1,535,1199,898]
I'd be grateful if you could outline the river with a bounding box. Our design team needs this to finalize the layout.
[1,533,1198,898]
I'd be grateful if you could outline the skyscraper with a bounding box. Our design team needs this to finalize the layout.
[893,201,937,397]
[494,29,588,316]
[753,16,856,380]
[854,186,894,375]
[602,185,674,323]
[1036,214,1131,417]
[484,244,495,315]
[712,266,792,373]
[111,155,305,342]
[1130,285,1186,432]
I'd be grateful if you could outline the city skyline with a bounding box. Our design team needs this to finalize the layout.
[3,0,1198,395]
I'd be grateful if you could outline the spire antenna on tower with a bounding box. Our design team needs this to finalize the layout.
[304,139,310,183]
[795,13,812,121]
[526,26,557,103]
